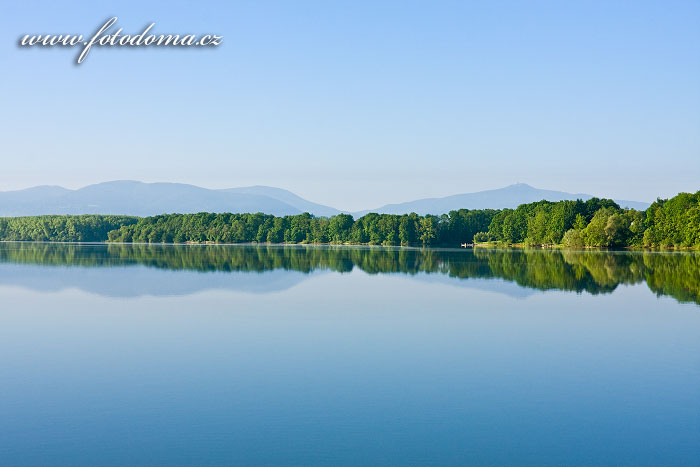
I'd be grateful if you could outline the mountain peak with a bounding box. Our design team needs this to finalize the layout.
[0,181,650,217]
[506,183,535,189]
[360,184,649,215]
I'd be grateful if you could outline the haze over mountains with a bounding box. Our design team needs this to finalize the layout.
[0,181,650,218]
[361,183,650,214]
[0,181,339,218]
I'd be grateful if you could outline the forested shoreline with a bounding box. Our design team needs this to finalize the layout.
[0,191,698,249]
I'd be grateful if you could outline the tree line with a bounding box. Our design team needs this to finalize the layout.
[0,215,138,242]
[0,190,698,249]
[483,191,700,248]
[104,209,496,246]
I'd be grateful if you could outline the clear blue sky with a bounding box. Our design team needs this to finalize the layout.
[1,0,698,210]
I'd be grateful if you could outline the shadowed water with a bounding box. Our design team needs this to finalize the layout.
[0,242,698,466]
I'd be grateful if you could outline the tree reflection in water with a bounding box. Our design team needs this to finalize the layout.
[0,242,697,305]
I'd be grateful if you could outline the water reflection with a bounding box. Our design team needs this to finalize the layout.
[0,242,698,305]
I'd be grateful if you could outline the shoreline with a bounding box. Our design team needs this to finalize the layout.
[473,241,700,252]
[1,239,699,252]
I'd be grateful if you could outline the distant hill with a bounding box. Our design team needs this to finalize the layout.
[0,181,331,217]
[0,181,650,218]
[356,183,650,215]
[219,186,341,217]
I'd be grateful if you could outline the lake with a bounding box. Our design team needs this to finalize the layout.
[0,242,698,466]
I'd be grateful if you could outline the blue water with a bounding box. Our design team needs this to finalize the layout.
[0,244,698,466]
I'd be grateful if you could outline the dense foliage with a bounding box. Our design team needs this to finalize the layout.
[482,193,700,248]
[0,215,138,242]
[105,210,496,247]
[642,192,700,248]
[0,191,698,248]
[484,198,641,246]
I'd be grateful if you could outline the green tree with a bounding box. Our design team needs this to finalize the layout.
[419,216,437,246]
[328,214,354,244]
[562,229,584,248]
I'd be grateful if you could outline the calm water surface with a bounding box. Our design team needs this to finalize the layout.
[0,243,698,466]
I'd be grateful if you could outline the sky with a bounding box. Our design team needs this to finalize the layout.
[1,0,698,211]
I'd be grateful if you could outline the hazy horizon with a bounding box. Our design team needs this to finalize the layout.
[2,1,698,211]
[0,179,658,211]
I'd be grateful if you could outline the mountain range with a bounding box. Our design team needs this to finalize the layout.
[359,183,650,214]
[0,181,650,217]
